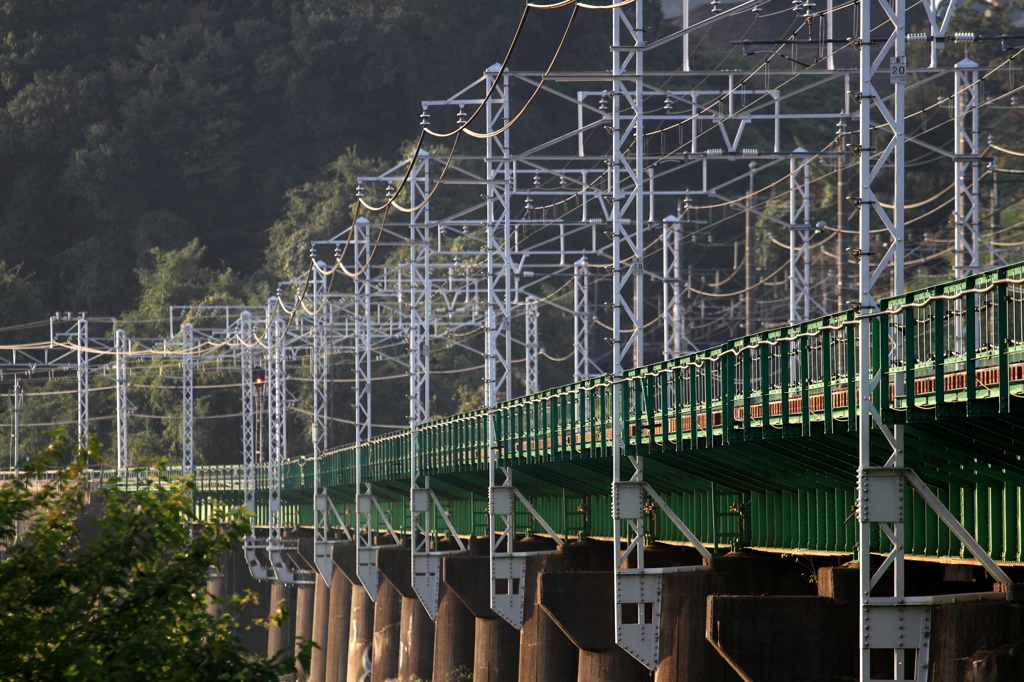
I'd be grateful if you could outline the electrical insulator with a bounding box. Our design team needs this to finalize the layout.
[420,110,430,127]
[599,92,608,111]
[664,96,673,113]
[533,173,541,187]
[355,184,365,198]
[386,183,396,198]
[457,107,467,125]
[525,196,534,210]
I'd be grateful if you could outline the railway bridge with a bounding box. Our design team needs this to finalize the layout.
[175,262,1024,682]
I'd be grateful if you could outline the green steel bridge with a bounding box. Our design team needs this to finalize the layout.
[178,261,1024,567]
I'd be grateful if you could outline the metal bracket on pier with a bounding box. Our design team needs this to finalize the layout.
[489,470,565,629]
[411,481,467,620]
[356,484,401,601]
[313,489,353,585]
[612,478,713,670]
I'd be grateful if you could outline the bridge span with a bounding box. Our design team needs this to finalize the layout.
[167,262,1024,681]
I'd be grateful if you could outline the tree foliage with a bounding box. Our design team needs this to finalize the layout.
[0,434,308,681]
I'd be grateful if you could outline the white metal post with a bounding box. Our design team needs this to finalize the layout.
[855,0,913,677]
[181,322,194,475]
[266,298,288,578]
[953,59,980,279]
[76,315,89,450]
[525,295,539,395]
[312,263,334,585]
[353,212,382,600]
[485,63,525,628]
[662,215,685,359]
[115,329,129,472]
[573,257,592,382]
[240,312,257,520]
[789,151,813,324]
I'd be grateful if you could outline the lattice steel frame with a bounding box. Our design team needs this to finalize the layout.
[573,257,597,381]
[525,295,539,395]
[789,152,813,324]
[76,315,89,450]
[181,323,194,474]
[115,329,129,472]
[953,58,980,279]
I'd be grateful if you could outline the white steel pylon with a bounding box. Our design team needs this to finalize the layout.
[524,295,539,395]
[181,322,194,475]
[353,211,396,602]
[115,329,129,472]
[608,4,715,672]
[788,151,813,324]
[573,257,597,382]
[953,58,980,279]
[312,263,349,586]
[76,315,89,450]
[240,311,273,580]
[407,149,467,619]
[484,64,566,631]
[854,4,1010,681]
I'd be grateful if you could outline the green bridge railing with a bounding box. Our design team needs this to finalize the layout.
[190,262,1024,563]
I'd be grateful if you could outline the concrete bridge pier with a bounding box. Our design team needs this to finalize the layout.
[308,575,331,681]
[295,583,316,676]
[347,584,375,682]
[444,549,520,682]
[206,542,272,655]
[376,546,436,682]
[371,578,402,682]
[324,566,352,682]
[539,571,652,682]
[267,581,294,660]
[516,536,579,682]
[474,615,522,682]
[432,581,475,682]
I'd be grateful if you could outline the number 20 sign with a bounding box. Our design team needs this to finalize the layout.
[890,57,907,84]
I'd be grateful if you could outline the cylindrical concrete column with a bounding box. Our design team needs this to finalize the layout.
[432,582,475,682]
[206,568,226,618]
[371,580,402,682]
[267,582,293,660]
[347,585,374,682]
[578,648,653,682]
[309,576,331,682]
[325,572,352,682]
[398,595,434,681]
[474,617,520,682]
[518,538,577,682]
[295,584,316,677]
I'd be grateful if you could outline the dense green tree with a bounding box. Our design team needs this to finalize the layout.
[0,434,311,680]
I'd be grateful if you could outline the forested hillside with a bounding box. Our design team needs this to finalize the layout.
[0,0,643,320]
[1,0,1023,467]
